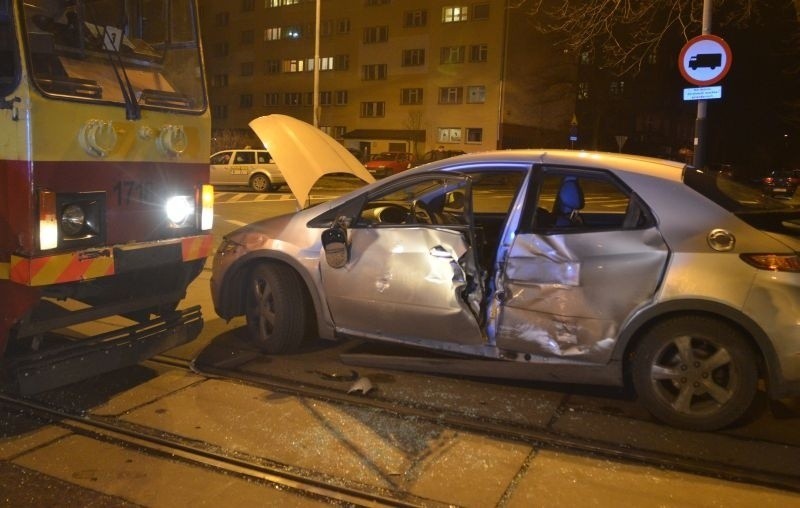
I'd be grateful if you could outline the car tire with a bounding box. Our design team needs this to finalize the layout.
[245,263,306,354]
[249,174,272,193]
[631,316,758,431]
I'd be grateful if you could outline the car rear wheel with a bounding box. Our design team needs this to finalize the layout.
[249,174,273,192]
[631,316,758,431]
[245,263,306,354]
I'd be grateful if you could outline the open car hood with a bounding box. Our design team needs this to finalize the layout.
[249,115,375,206]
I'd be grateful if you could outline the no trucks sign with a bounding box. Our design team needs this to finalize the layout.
[679,34,732,86]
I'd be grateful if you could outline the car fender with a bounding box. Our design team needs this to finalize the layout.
[612,298,784,396]
[217,249,337,340]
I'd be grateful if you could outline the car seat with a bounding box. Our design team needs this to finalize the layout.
[554,177,584,226]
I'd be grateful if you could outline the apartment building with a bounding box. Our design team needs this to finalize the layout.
[198,0,577,156]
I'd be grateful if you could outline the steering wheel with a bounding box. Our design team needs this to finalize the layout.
[410,200,436,224]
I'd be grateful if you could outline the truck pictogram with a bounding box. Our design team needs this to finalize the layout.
[689,53,722,70]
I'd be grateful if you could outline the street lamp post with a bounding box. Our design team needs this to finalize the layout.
[692,0,713,169]
[313,0,320,127]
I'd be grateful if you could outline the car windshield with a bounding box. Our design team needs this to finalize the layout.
[372,153,399,161]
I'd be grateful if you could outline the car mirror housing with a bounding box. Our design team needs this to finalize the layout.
[322,219,349,269]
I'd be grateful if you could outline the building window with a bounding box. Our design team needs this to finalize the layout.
[265,27,281,40]
[241,29,254,44]
[283,59,306,72]
[365,0,390,5]
[320,91,332,105]
[440,46,465,64]
[580,50,592,65]
[265,59,280,73]
[242,0,255,11]
[466,128,483,143]
[320,56,334,70]
[469,44,488,62]
[472,3,489,20]
[215,12,229,26]
[211,74,228,87]
[337,18,351,34]
[263,92,280,106]
[438,127,462,143]
[610,81,625,96]
[402,49,425,67]
[240,94,253,108]
[212,104,228,120]
[466,85,485,103]
[240,62,254,76]
[335,90,348,105]
[439,87,463,104]
[442,6,468,23]
[320,125,346,138]
[321,20,334,36]
[304,92,314,106]
[213,42,229,57]
[334,54,350,70]
[577,82,589,100]
[401,88,423,105]
[404,9,427,27]
[362,64,387,80]
[360,101,385,117]
[285,92,301,105]
[266,0,302,6]
[363,26,388,43]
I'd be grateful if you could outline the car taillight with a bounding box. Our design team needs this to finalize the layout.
[763,177,774,184]
[740,253,800,272]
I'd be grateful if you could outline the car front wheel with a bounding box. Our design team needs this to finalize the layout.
[631,316,758,431]
[245,263,306,354]
[250,174,273,192]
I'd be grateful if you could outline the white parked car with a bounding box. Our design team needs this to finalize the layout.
[210,149,285,192]
[211,115,800,431]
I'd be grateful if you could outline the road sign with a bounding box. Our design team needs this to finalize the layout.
[678,34,732,86]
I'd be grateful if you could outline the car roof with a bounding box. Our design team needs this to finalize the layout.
[421,149,687,183]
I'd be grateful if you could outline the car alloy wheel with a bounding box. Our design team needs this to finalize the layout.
[631,316,758,431]
[245,263,306,354]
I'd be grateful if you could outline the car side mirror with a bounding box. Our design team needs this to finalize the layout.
[322,218,349,269]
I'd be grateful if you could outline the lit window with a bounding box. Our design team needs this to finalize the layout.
[265,27,282,41]
[283,59,306,72]
[577,82,589,100]
[442,6,468,23]
[438,127,462,143]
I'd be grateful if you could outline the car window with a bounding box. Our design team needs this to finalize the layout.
[470,172,525,213]
[531,171,646,231]
[234,151,255,164]
[356,176,470,226]
[257,152,271,164]
[210,151,232,165]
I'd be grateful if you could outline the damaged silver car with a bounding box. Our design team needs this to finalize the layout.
[211,115,800,431]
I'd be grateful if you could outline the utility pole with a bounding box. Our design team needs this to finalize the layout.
[313,0,321,127]
[692,0,713,168]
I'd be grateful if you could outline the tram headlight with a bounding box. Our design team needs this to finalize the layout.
[60,204,86,236]
[165,195,195,227]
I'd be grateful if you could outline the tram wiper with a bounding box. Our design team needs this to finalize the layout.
[82,0,140,120]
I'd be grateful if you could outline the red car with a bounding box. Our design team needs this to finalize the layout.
[365,152,415,178]
[762,169,800,197]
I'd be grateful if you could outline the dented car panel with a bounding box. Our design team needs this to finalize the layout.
[493,229,668,361]
[320,227,484,345]
[212,115,800,430]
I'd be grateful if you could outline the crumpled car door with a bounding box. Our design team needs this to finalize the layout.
[319,175,484,345]
[491,170,669,364]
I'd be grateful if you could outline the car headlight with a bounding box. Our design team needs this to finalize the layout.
[165,195,195,227]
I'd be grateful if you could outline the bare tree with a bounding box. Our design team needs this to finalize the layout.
[515,0,771,74]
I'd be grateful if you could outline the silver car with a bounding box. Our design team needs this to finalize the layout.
[211,115,800,431]
[210,149,285,192]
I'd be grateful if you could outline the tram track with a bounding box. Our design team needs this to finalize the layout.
[177,355,800,495]
[4,353,798,506]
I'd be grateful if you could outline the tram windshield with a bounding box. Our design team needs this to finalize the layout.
[21,0,205,114]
